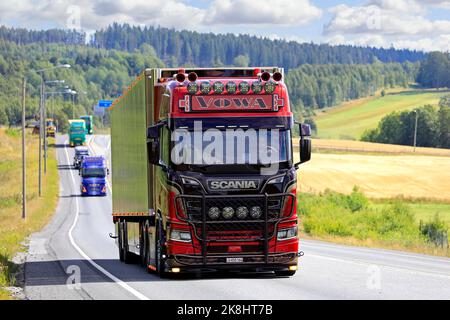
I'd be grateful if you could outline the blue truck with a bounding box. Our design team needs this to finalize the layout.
[79,156,109,196]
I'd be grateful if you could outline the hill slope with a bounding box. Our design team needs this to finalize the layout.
[314,89,447,139]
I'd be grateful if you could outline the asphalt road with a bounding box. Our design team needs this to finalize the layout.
[23,134,450,300]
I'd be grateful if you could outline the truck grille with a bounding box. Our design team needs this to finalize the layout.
[175,193,294,243]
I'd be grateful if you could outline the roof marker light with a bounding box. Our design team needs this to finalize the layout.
[261,71,271,82]
[187,82,198,94]
[251,81,263,94]
[200,81,211,94]
[265,80,277,94]
[213,81,224,94]
[226,81,237,94]
[239,81,250,94]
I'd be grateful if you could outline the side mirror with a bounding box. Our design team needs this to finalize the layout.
[147,121,167,169]
[294,122,312,168]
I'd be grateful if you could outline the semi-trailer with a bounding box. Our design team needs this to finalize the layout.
[110,67,311,276]
[68,119,86,147]
[80,115,94,135]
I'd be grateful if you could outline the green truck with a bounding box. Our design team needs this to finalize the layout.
[68,119,86,147]
[80,115,93,134]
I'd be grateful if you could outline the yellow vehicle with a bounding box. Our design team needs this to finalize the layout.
[46,118,57,137]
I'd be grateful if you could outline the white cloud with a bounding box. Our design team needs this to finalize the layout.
[204,0,322,26]
[0,0,322,32]
[324,1,450,51]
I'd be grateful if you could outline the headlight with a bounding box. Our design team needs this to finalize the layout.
[250,206,262,219]
[222,207,234,219]
[267,176,284,184]
[213,81,225,94]
[226,81,237,94]
[236,206,248,219]
[208,207,220,220]
[170,229,192,242]
[277,227,297,240]
[181,177,200,185]
[200,81,211,94]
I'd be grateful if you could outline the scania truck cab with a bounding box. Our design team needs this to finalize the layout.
[68,119,86,147]
[80,156,108,196]
[110,68,311,277]
[73,146,90,170]
[80,115,93,134]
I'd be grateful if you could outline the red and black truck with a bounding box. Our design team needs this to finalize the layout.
[110,67,311,276]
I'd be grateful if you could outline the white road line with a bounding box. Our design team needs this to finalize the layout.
[301,240,450,264]
[63,139,149,300]
[306,253,450,279]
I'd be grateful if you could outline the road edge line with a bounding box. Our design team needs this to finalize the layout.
[63,138,149,300]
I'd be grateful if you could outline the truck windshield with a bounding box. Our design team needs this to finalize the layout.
[70,129,85,134]
[171,128,292,173]
[82,168,106,177]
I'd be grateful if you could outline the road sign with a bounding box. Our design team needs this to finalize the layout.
[98,100,113,108]
[94,105,105,116]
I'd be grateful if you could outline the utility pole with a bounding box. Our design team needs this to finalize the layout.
[413,110,418,152]
[43,85,47,174]
[38,78,43,197]
[21,77,26,219]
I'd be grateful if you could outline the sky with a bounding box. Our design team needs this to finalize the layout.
[0,0,449,52]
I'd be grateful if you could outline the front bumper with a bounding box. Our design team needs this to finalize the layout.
[164,252,298,273]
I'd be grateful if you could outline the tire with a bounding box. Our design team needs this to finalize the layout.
[118,221,125,262]
[155,220,166,277]
[122,221,133,264]
[140,222,148,267]
[275,270,296,277]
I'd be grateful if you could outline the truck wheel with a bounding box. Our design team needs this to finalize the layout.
[118,221,125,262]
[155,221,166,277]
[275,270,296,277]
[140,222,148,267]
[122,221,133,264]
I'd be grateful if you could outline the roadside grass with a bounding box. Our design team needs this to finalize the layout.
[298,188,450,257]
[314,88,447,140]
[0,128,59,299]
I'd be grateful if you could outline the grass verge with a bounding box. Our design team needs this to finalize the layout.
[0,128,59,299]
[298,187,450,257]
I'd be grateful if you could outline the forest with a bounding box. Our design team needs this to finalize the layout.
[361,97,450,148]
[0,24,447,140]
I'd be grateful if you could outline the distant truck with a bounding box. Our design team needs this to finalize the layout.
[79,156,108,196]
[73,146,90,170]
[46,118,57,137]
[68,119,86,147]
[80,115,93,135]
[110,67,311,276]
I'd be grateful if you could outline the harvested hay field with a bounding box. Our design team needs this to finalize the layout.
[296,152,450,201]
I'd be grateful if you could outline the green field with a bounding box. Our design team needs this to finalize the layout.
[314,89,448,140]
[372,201,450,224]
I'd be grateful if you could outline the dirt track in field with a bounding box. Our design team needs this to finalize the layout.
[296,152,450,201]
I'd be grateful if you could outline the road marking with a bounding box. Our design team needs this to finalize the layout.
[302,240,450,264]
[63,139,149,300]
[306,253,450,280]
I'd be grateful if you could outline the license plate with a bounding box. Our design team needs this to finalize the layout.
[226,257,243,263]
